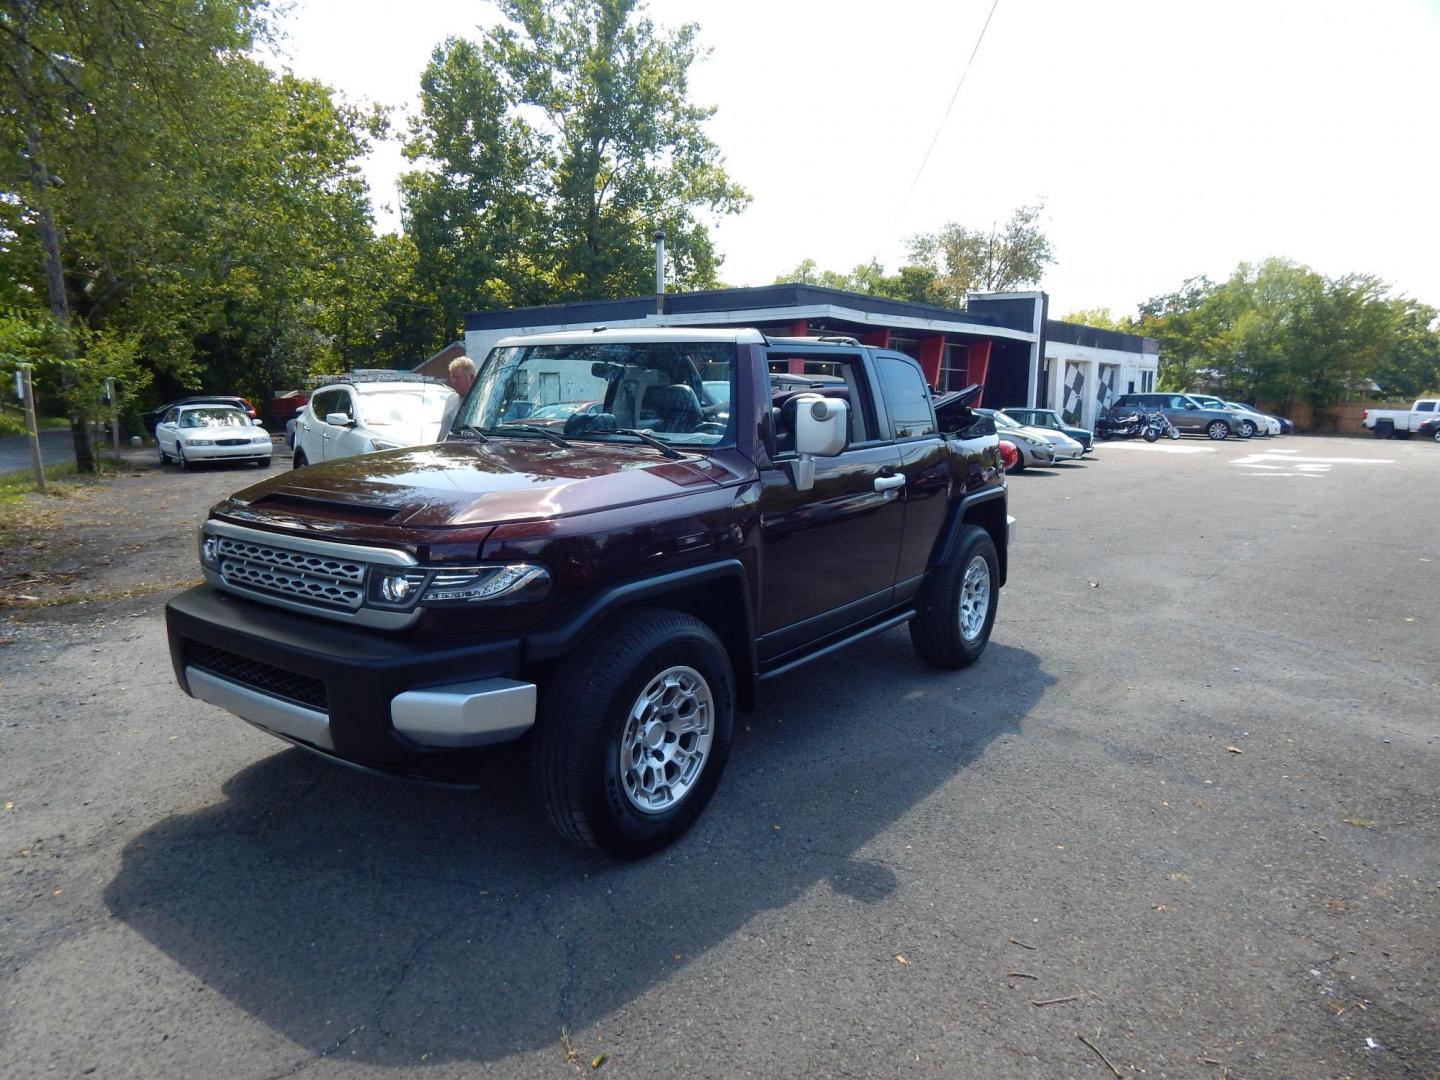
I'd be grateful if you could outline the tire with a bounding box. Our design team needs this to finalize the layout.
[532,607,735,859]
[909,524,999,670]
[1433,429,1440,444]
[1142,427,1160,442]
[177,445,190,470]
[157,444,168,467]
[1237,420,1256,438]
[257,455,272,468]
[1206,421,1230,440]
[292,449,308,469]
[1373,422,1393,439]
[1167,426,1181,440]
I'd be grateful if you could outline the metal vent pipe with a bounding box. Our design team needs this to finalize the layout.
[654,229,666,315]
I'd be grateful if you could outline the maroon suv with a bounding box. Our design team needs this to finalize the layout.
[165,328,1014,857]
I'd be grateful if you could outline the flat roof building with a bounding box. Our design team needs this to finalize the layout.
[464,284,1157,431]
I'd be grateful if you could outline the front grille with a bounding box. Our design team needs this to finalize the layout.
[188,642,328,711]
[216,535,366,611]
[216,438,250,446]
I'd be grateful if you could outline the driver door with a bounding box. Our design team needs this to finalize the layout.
[755,351,906,659]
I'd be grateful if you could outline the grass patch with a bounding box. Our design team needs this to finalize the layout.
[0,408,68,438]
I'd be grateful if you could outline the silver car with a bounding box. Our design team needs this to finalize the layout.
[979,409,1056,471]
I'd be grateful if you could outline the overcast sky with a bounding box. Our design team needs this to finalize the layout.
[268,0,1440,316]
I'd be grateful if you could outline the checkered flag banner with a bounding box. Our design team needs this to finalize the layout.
[1096,366,1115,415]
[1062,363,1085,424]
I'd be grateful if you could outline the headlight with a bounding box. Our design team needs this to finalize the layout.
[365,562,551,610]
[420,564,551,604]
[369,438,403,452]
[253,434,271,444]
[184,438,215,446]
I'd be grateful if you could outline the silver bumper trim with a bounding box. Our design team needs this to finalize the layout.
[391,678,537,747]
[1006,514,1017,545]
[185,666,334,750]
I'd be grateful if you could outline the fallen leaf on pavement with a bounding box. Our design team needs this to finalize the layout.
[1226,746,1243,754]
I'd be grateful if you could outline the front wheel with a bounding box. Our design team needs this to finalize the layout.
[1433,429,1440,444]
[1167,426,1181,440]
[532,608,735,859]
[1206,421,1230,440]
[910,525,999,670]
[177,446,190,470]
[1237,420,1256,438]
[292,449,308,469]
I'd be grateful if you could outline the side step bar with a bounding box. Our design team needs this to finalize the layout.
[760,610,915,681]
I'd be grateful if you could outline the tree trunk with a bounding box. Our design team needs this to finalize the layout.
[22,124,96,473]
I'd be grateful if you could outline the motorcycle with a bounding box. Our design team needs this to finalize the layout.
[1095,411,1143,440]
[1140,410,1181,442]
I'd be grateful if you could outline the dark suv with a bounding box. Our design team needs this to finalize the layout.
[1109,393,1246,440]
[165,329,1014,858]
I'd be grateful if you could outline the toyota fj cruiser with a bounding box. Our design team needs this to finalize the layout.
[165,328,1013,857]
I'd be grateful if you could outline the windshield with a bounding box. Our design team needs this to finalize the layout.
[180,408,248,428]
[357,387,453,429]
[984,410,1020,430]
[455,341,737,446]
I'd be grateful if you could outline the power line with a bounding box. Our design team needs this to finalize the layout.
[896,0,1002,220]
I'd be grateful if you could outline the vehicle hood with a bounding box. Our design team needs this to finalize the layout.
[1019,425,1074,446]
[366,418,449,447]
[220,438,729,529]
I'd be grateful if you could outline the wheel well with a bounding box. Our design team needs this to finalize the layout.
[961,497,1009,587]
[631,581,757,711]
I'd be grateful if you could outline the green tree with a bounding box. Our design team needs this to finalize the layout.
[1060,307,1136,333]
[908,203,1055,303]
[401,0,749,342]
[1,0,265,469]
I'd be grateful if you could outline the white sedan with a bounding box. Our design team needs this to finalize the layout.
[156,404,273,469]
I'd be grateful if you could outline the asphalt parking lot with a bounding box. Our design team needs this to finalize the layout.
[1,435,1437,1079]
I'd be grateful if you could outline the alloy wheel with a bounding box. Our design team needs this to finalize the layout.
[958,554,992,642]
[619,665,715,814]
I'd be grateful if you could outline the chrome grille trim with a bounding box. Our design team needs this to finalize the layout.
[202,519,421,630]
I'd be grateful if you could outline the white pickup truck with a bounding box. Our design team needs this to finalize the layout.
[1361,399,1440,439]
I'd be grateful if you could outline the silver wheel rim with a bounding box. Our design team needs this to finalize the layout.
[1209,423,1226,439]
[958,554,991,642]
[619,665,714,815]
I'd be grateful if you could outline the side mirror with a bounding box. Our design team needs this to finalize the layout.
[251,418,264,426]
[1184,402,1198,410]
[789,394,848,492]
[325,412,355,427]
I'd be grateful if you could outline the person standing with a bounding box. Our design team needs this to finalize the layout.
[440,356,476,436]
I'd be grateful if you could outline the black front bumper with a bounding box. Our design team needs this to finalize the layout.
[166,585,523,782]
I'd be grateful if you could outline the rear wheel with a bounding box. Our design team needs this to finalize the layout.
[1373,422,1393,439]
[532,608,734,859]
[909,525,999,670]
[1206,421,1230,440]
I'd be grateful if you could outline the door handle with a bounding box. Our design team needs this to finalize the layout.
[874,473,906,492]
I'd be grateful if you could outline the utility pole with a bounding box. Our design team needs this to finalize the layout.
[17,366,45,493]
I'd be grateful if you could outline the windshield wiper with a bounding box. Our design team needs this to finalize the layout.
[609,428,684,459]
[449,423,492,442]
[492,423,571,448]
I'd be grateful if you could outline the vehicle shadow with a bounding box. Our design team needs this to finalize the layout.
[105,635,1052,1066]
